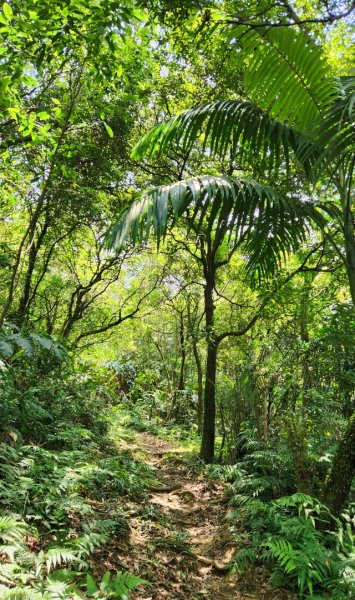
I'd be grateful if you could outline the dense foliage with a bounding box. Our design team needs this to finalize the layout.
[0,0,354,598]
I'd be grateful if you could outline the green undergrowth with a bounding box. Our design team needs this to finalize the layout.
[108,402,200,454]
[0,435,152,598]
[0,338,155,598]
[209,432,355,599]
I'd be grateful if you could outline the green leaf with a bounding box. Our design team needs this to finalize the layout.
[86,573,98,595]
[101,571,111,589]
[29,333,53,350]
[3,3,13,20]
[0,340,14,359]
[22,75,38,87]
[104,122,114,138]
[112,572,147,597]
[221,23,338,131]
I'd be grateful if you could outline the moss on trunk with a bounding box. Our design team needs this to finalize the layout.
[323,412,355,513]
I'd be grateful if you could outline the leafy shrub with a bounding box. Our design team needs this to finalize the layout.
[76,450,153,500]
[224,448,355,598]
[0,514,145,599]
[84,570,147,598]
[229,496,354,598]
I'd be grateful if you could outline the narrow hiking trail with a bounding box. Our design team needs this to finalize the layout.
[131,432,237,599]
[93,431,293,600]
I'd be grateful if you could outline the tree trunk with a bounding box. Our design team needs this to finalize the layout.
[192,338,203,433]
[17,221,50,322]
[200,337,218,463]
[200,265,217,463]
[177,311,185,391]
[300,274,315,402]
[341,185,355,306]
[323,412,355,513]
[186,296,203,433]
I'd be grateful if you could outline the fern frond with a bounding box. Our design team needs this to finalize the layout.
[112,571,147,597]
[231,547,257,573]
[44,548,78,573]
[0,586,43,599]
[263,538,296,570]
[0,516,28,544]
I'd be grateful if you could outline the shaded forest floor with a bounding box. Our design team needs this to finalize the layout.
[92,429,293,599]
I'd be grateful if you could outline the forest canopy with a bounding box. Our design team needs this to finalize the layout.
[0,1,354,598]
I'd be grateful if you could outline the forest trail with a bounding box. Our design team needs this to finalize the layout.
[94,431,289,600]
[130,432,238,599]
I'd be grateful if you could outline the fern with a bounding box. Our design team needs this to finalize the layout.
[44,548,79,573]
[225,439,354,598]
[275,493,334,526]
[231,547,257,573]
[0,516,28,541]
[263,538,297,572]
[208,464,245,482]
[112,572,147,597]
[0,586,44,599]
[83,570,147,599]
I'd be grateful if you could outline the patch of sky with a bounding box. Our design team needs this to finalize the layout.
[204,76,216,88]
[159,65,169,78]
[125,171,135,185]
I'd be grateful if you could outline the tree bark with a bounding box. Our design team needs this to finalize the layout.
[200,337,218,462]
[323,412,355,513]
[17,219,50,322]
[192,338,203,433]
[200,263,217,463]
[342,198,355,306]
[177,310,185,391]
[186,295,204,433]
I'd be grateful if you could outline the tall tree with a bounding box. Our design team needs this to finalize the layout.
[109,7,354,487]
[109,177,329,461]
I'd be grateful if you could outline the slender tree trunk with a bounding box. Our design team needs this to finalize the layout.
[342,205,355,306]
[177,311,185,391]
[200,266,217,463]
[186,296,203,433]
[218,398,226,462]
[323,412,355,513]
[17,220,50,322]
[200,336,218,462]
[192,338,203,433]
[339,174,355,306]
[300,273,315,403]
[0,80,80,326]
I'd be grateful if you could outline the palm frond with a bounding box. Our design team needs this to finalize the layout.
[221,23,338,131]
[317,76,355,170]
[132,100,318,176]
[108,175,328,279]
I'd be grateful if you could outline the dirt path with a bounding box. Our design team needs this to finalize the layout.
[130,432,238,599]
[93,431,290,599]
